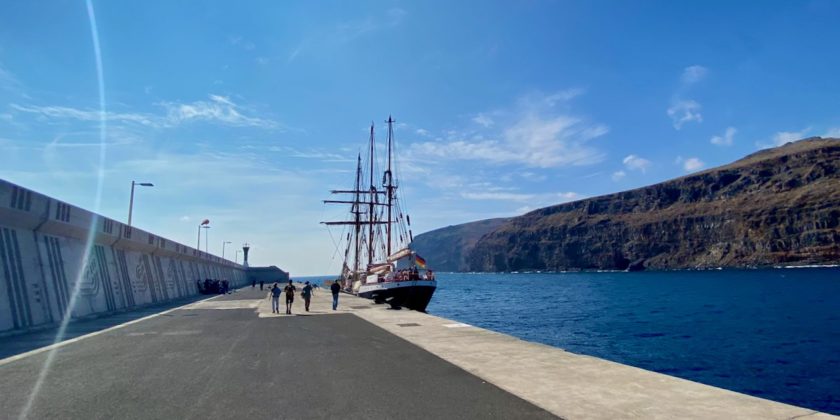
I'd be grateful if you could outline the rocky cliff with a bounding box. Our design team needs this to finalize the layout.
[411,218,509,271]
[462,137,840,271]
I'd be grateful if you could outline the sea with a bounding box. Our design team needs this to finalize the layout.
[301,267,840,415]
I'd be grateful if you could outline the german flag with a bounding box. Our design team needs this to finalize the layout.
[415,253,427,269]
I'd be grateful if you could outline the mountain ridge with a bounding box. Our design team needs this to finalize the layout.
[414,137,840,271]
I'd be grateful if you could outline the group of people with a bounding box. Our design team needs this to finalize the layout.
[391,267,435,282]
[197,278,230,295]
[268,280,343,314]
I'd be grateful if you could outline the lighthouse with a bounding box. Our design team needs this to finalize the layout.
[242,243,250,268]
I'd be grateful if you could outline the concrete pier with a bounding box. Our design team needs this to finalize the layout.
[0,284,835,419]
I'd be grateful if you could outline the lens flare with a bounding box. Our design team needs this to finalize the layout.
[18,1,107,418]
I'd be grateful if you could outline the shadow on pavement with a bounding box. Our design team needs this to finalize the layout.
[0,292,225,360]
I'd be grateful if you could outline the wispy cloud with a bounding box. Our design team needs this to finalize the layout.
[710,126,736,146]
[270,146,354,162]
[11,103,158,126]
[771,129,809,146]
[472,113,494,127]
[0,63,28,98]
[681,65,708,84]
[667,100,703,130]
[756,128,811,148]
[682,157,705,172]
[407,90,607,168]
[667,65,707,130]
[611,170,626,181]
[161,95,278,128]
[228,35,256,51]
[287,43,304,62]
[824,127,840,138]
[622,154,651,172]
[11,94,281,130]
[461,190,580,204]
[387,7,407,26]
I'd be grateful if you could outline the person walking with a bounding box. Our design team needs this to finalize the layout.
[252,279,256,288]
[269,282,281,314]
[301,281,313,312]
[259,280,264,291]
[284,280,296,315]
[330,281,341,310]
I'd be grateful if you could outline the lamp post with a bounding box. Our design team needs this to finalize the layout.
[127,181,154,227]
[235,250,242,264]
[202,225,211,253]
[222,241,231,260]
[197,219,210,253]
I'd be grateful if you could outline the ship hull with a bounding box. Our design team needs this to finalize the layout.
[358,281,436,312]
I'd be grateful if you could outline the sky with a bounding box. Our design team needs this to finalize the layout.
[2,0,840,275]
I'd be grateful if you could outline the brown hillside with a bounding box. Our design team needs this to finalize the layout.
[466,137,840,271]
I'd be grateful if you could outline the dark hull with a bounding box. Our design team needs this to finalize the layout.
[359,285,436,312]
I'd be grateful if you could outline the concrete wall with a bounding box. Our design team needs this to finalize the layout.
[0,179,247,334]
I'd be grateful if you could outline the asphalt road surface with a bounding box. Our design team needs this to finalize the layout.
[0,288,555,419]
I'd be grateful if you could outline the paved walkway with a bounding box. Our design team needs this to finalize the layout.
[1,283,835,419]
[0,286,554,420]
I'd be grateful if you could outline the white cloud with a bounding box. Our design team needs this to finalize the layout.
[472,113,494,127]
[765,128,810,147]
[229,35,255,51]
[162,95,278,128]
[824,128,840,138]
[623,154,651,172]
[710,126,736,146]
[288,45,303,62]
[12,95,281,130]
[179,216,191,222]
[415,128,430,137]
[518,171,547,182]
[461,191,580,204]
[11,104,158,126]
[667,100,703,129]
[271,146,353,162]
[517,88,585,108]
[683,157,705,172]
[461,192,535,201]
[611,170,626,181]
[407,92,607,169]
[0,63,28,98]
[387,7,407,26]
[681,65,708,84]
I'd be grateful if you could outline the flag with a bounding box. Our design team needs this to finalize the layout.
[201,219,210,225]
[415,253,427,269]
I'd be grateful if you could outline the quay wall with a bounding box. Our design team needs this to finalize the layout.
[0,178,246,334]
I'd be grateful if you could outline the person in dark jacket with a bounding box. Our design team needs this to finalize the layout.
[301,281,313,312]
[284,280,296,315]
[330,281,341,310]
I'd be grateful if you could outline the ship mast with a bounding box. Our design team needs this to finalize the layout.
[368,123,376,267]
[385,116,395,257]
[353,154,362,278]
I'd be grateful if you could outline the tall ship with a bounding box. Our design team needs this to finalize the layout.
[322,116,436,312]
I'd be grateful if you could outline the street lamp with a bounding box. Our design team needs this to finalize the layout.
[235,250,242,264]
[127,181,154,227]
[222,241,232,260]
[202,225,211,253]
[197,219,210,252]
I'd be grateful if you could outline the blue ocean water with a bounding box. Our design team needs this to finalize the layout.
[422,269,840,415]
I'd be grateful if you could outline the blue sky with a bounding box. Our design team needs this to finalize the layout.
[2,0,839,275]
